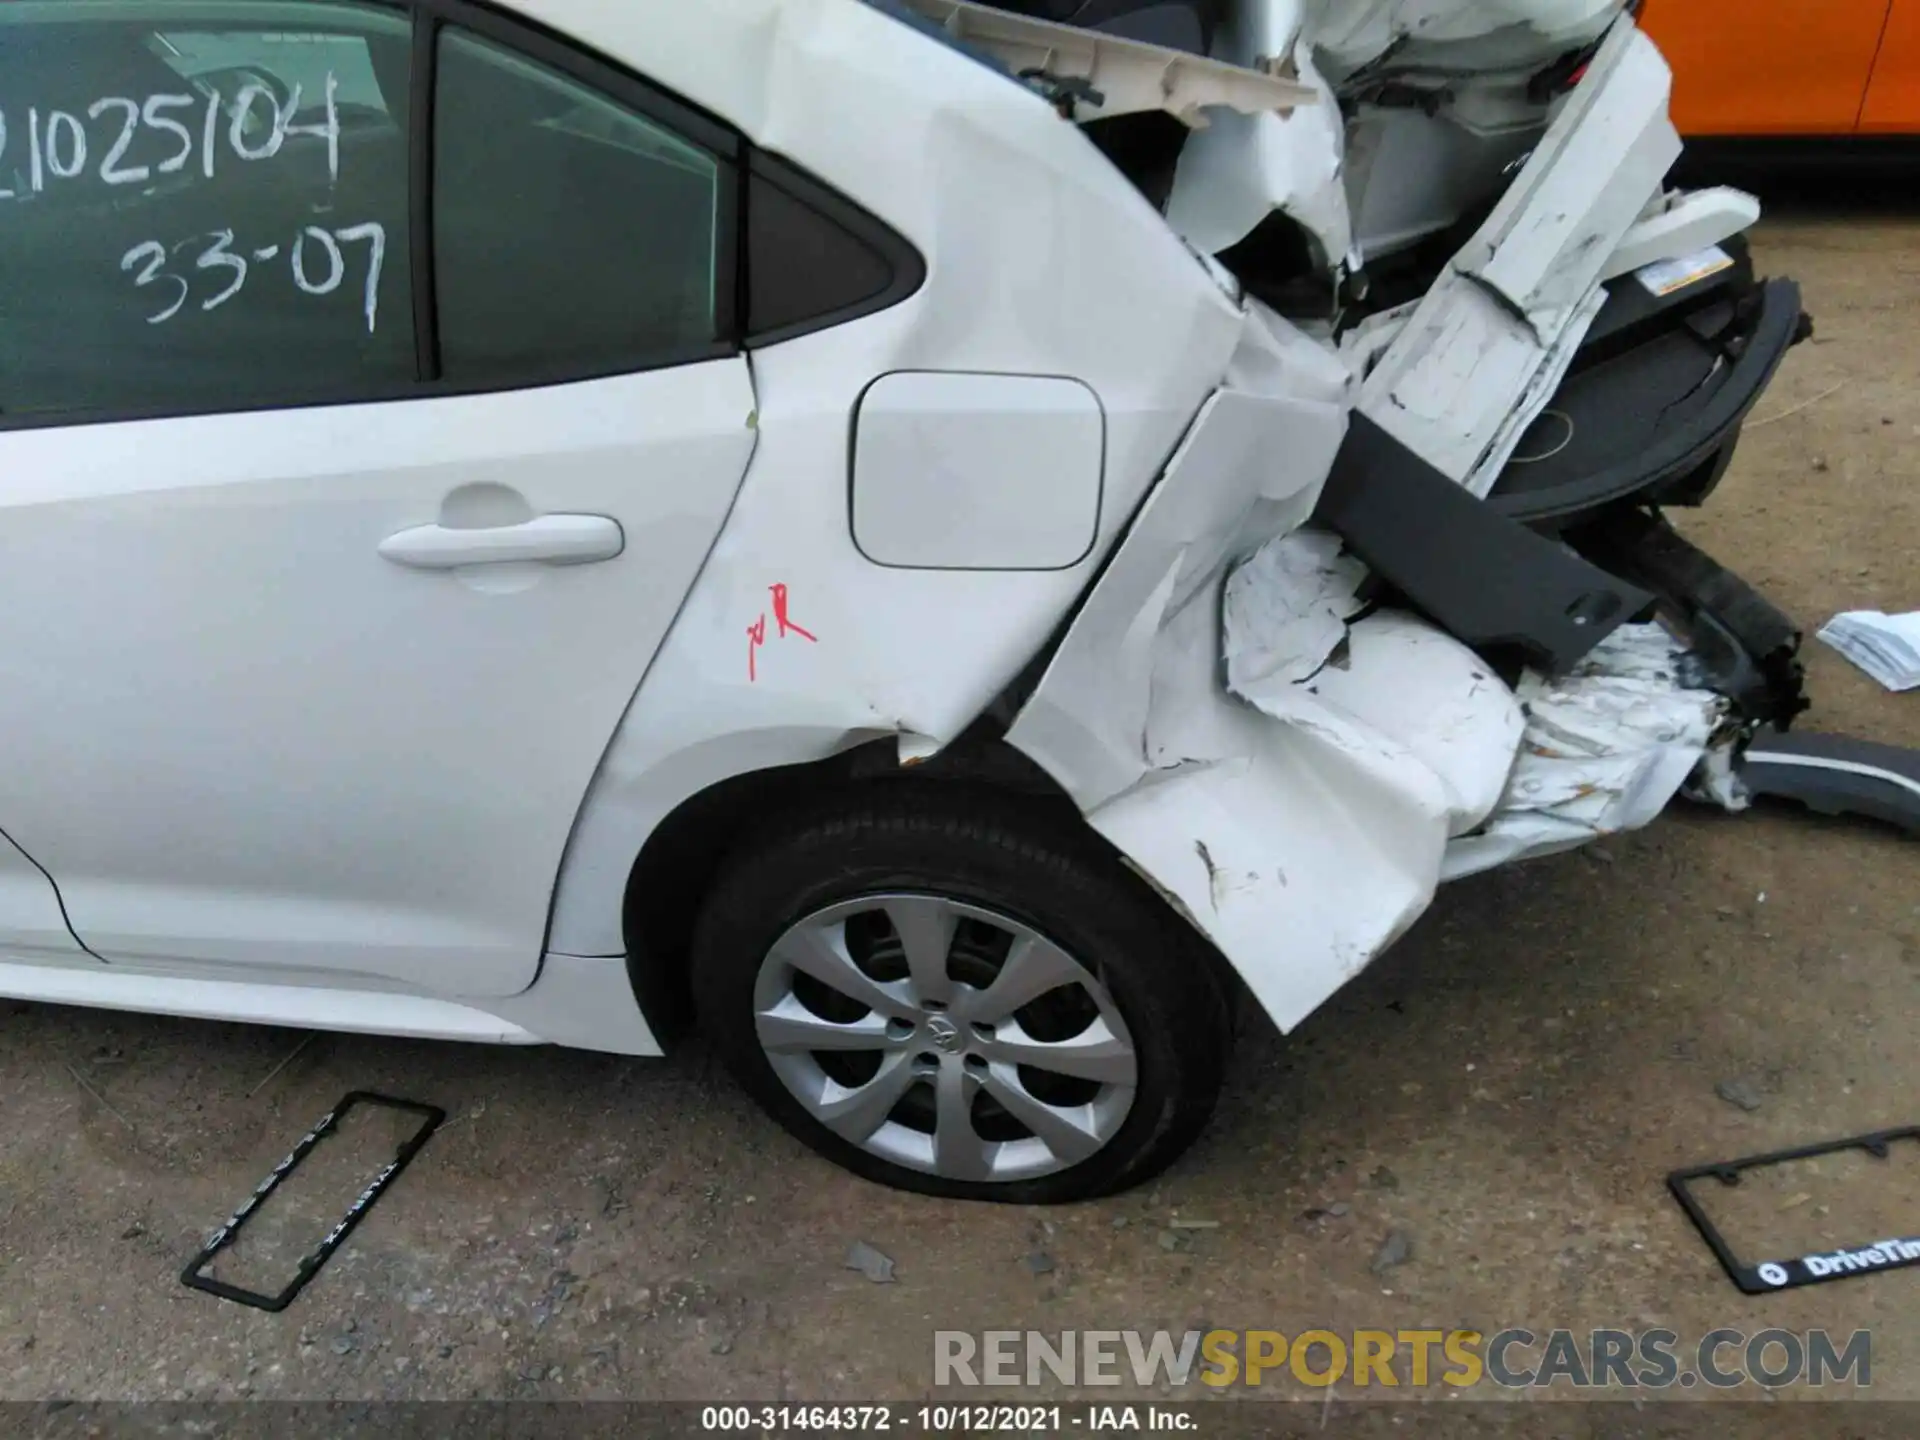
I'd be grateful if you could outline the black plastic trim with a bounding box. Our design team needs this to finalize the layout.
[1488,278,1805,527]
[1310,413,1656,674]
[1568,506,1809,729]
[1570,234,1754,372]
[408,7,441,382]
[1738,732,1920,836]
[743,149,927,349]
[181,1092,444,1312]
[1670,1128,1920,1295]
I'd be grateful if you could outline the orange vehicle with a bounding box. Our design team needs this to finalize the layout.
[1643,0,1920,135]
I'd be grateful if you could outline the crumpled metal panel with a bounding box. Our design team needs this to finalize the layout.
[1442,624,1737,879]
[1303,0,1625,81]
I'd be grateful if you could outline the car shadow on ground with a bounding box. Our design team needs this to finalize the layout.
[1676,140,1920,221]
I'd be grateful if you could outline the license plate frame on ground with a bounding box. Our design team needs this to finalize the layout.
[180,1090,445,1312]
[1669,1127,1920,1294]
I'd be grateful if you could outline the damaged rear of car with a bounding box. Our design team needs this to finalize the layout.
[908,0,1813,1040]
[566,0,1822,1200]
[0,0,1849,1206]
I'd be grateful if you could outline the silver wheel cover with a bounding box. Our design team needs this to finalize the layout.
[752,894,1138,1182]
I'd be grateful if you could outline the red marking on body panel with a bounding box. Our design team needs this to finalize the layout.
[747,614,767,683]
[770,584,817,643]
[747,585,818,681]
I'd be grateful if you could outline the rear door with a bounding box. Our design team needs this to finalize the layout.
[0,2,755,998]
[1643,0,1890,135]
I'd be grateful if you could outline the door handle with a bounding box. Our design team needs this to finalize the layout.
[378,514,625,570]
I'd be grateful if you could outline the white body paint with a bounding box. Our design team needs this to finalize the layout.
[0,364,759,1012]
[850,373,1108,571]
[0,0,1767,1055]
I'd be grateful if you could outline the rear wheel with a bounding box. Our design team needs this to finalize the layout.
[688,785,1232,1202]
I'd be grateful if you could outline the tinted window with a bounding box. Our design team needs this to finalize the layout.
[745,157,924,344]
[747,169,892,340]
[433,29,725,382]
[0,2,414,418]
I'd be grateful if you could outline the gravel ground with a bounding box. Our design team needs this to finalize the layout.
[2,204,1917,1425]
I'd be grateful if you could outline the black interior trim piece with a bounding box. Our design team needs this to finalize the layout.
[1488,278,1804,527]
[181,1092,445,1312]
[1669,1128,1920,1295]
[1570,235,1753,372]
[744,149,928,349]
[1569,505,1808,729]
[1311,414,1655,674]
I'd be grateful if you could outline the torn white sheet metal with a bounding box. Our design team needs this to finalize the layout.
[1302,0,1624,82]
[1363,271,1608,495]
[1005,377,1350,811]
[1010,313,1519,1035]
[1337,299,1418,381]
[1231,575,1527,848]
[1221,529,1369,688]
[1239,610,1527,836]
[899,0,1318,126]
[1164,2,1354,267]
[1461,282,1607,497]
[1010,313,1480,1034]
[1441,624,1735,879]
[1090,585,1458,1034]
[1455,21,1679,330]
[1359,17,1679,486]
[1224,530,1525,835]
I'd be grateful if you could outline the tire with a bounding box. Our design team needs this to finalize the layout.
[689,783,1232,1202]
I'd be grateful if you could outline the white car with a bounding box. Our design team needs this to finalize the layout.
[0,0,1818,1200]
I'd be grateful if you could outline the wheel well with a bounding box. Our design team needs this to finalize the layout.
[620,733,1079,1046]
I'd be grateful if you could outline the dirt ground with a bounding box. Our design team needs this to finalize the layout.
[2,199,1917,1424]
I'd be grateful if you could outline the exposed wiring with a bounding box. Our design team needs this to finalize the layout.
[1509,409,1575,465]
[1746,380,1846,430]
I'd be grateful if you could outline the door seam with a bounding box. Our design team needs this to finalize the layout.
[0,820,107,962]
